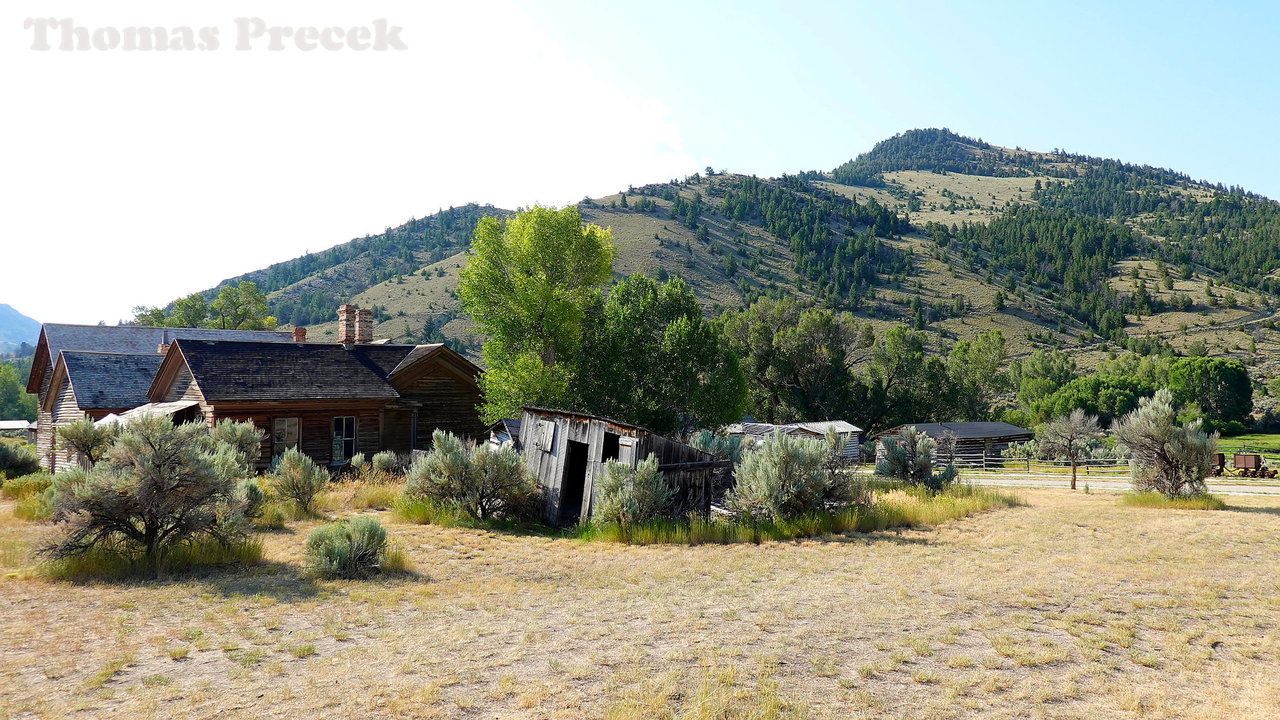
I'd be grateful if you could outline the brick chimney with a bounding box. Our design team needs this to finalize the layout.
[338,305,357,347]
[292,326,307,343]
[356,308,374,344]
[157,329,170,355]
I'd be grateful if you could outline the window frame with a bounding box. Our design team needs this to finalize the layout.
[332,416,357,462]
[272,417,299,458]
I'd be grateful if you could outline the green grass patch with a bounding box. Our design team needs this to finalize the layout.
[1,472,52,499]
[13,487,54,521]
[577,484,1022,545]
[41,535,264,580]
[1214,433,1280,454]
[1121,492,1226,511]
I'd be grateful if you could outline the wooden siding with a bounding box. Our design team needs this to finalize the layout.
[213,406,384,468]
[392,366,486,443]
[519,409,726,524]
[35,359,54,470]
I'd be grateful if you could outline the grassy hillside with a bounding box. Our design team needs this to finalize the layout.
[186,129,1280,373]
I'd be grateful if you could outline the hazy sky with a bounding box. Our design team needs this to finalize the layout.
[5,0,1278,326]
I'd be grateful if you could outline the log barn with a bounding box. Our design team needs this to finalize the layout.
[518,407,731,525]
[874,421,1033,466]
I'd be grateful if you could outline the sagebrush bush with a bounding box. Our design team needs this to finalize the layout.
[269,447,328,515]
[0,442,40,480]
[57,418,119,467]
[303,516,397,579]
[1,471,52,499]
[207,420,267,478]
[43,417,261,576]
[14,486,55,521]
[371,450,404,475]
[1113,389,1217,498]
[403,430,539,521]
[349,453,369,473]
[690,430,744,462]
[727,432,849,520]
[595,455,674,526]
[875,427,957,492]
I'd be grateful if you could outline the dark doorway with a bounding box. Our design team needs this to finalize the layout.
[560,440,589,525]
[602,432,621,462]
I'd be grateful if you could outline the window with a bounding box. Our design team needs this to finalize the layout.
[601,432,620,461]
[332,416,357,463]
[272,417,299,458]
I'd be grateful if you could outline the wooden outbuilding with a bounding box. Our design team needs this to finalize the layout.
[147,338,487,468]
[518,407,732,525]
[874,421,1033,466]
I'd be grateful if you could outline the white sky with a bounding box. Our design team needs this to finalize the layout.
[2,1,700,325]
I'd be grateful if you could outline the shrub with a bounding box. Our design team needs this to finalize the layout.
[349,452,369,473]
[42,416,260,576]
[269,448,329,516]
[208,420,267,478]
[595,455,674,526]
[15,486,55,521]
[303,516,398,579]
[57,417,120,467]
[690,430,744,462]
[875,427,957,492]
[403,430,539,521]
[0,442,40,480]
[43,535,263,580]
[371,450,404,475]
[727,432,849,520]
[1,471,52,499]
[1112,389,1216,497]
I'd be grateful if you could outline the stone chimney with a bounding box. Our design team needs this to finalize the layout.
[338,305,357,347]
[356,308,374,344]
[292,326,307,343]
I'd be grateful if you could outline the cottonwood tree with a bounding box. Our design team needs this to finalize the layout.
[1038,409,1102,490]
[458,205,615,422]
[574,275,747,434]
[1112,389,1217,498]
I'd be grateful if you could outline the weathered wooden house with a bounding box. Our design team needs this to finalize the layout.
[725,420,862,457]
[518,407,732,525]
[874,421,1033,466]
[145,334,486,468]
[26,323,296,470]
[26,306,487,471]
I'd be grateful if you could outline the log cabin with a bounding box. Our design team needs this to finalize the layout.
[26,323,296,470]
[873,421,1033,466]
[518,407,732,525]
[41,351,164,470]
[144,332,487,468]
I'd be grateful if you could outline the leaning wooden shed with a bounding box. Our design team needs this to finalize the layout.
[518,407,732,525]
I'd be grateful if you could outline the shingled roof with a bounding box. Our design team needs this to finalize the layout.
[169,340,420,401]
[874,422,1033,441]
[60,352,165,410]
[28,324,294,393]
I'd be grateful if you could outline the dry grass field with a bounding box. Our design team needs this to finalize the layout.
[3,489,1279,719]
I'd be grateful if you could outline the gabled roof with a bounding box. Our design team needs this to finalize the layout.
[27,324,294,393]
[159,340,418,402]
[875,422,1033,441]
[726,420,862,437]
[54,351,165,410]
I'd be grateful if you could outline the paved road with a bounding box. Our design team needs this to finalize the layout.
[961,475,1280,496]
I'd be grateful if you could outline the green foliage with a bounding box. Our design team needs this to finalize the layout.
[14,485,55,521]
[207,420,267,480]
[1166,357,1252,424]
[403,430,539,521]
[716,297,874,424]
[0,442,40,480]
[831,128,1036,186]
[0,362,36,421]
[579,484,1021,545]
[1009,350,1077,410]
[1,470,52,498]
[57,417,120,467]
[459,205,615,423]
[1120,492,1225,511]
[1037,410,1103,489]
[727,432,850,520]
[42,535,263,580]
[1113,389,1217,498]
[269,447,329,516]
[371,450,403,475]
[594,455,674,526]
[945,331,1008,421]
[875,427,958,492]
[42,416,261,575]
[574,275,748,434]
[303,516,395,579]
[689,430,744,463]
[133,281,276,330]
[1034,373,1155,426]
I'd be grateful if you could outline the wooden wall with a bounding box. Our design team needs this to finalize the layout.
[35,360,55,470]
[394,371,487,442]
[213,406,383,468]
